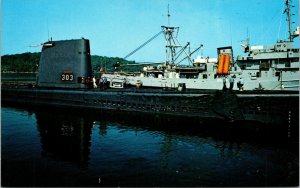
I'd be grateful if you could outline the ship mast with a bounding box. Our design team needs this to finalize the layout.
[284,0,299,42]
[285,0,293,42]
[162,4,180,66]
[160,5,201,66]
[167,4,170,27]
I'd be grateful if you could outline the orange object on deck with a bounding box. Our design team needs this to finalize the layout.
[222,54,230,75]
[217,54,224,74]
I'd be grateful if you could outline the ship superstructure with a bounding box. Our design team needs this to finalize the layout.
[102,0,299,91]
[233,0,299,90]
[235,37,299,90]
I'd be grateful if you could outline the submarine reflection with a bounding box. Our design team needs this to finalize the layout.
[36,110,93,164]
[0,104,295,186]
[35,107,297,166]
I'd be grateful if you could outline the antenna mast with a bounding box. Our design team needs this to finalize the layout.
[285,0,293,42]
[162,4,179,65]
[167,4,170,27]
[161,4,198,66]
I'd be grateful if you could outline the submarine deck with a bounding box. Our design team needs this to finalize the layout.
[1,82,299,96]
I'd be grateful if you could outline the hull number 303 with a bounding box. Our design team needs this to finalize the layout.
[61,74,74,81]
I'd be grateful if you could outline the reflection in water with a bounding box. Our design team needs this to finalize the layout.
[1,105,299,186]
[36,110,93,164]
[160,134,174,169]
[99,121,107,136]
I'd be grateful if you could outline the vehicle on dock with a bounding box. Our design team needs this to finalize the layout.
[109,75,126,88]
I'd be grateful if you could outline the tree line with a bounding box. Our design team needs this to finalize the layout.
[1,52,143,73]
[2,52,40,72]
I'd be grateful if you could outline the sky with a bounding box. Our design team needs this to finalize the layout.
[2,0,299,63]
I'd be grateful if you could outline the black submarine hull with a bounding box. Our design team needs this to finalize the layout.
[2,87,298,126]
[2,87,223,119]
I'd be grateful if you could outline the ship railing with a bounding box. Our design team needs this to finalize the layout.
[281,79,299,82]
[282,85,299,88]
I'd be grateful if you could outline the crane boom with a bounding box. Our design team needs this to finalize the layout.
[124,31,163,59]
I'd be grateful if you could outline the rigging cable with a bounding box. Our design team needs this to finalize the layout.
[124,30,164,59]
[174,37,194,65]
[173,42,190,63]
[176,44,203,65]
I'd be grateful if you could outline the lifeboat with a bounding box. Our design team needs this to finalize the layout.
[217,54,224,74]
[222,54,230,75]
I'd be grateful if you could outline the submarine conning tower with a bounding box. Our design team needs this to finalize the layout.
[37,38,92,88]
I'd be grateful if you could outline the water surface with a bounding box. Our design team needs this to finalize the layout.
[1,105,298,186]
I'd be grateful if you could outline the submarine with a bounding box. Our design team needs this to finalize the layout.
[2,38,299,129]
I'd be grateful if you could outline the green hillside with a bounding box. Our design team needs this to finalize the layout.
[91,55,143,73]
[1,52,143,73]
[2,53,40,72]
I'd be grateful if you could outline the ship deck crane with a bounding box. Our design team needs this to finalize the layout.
[123,4,203,67]
[123,30,164,60]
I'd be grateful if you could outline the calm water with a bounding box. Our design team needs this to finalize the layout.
[1,105,299,186]
[1,72,36,82]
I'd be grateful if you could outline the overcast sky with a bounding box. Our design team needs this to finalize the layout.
[2,0,299,62]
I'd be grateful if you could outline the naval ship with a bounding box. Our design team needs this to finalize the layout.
[103,0,299,91]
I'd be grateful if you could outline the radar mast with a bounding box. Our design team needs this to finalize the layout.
[161,4,180,66]
[284,0,299,42]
